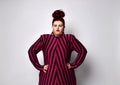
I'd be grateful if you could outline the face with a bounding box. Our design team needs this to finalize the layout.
[52,20,64,36]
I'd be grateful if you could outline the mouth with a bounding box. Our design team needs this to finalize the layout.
[56,30,60,32]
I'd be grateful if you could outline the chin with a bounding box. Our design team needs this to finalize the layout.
[58,33,62,35]
[54,31,62,35]
[55,32,60,34]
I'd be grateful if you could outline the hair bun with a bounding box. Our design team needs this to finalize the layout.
[52,9,65,18]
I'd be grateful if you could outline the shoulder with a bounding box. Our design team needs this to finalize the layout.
[38,34,50,43]
[40,34,51,37]
[65,33,75,36]
[65,34,81,43]
[41,34,51,36]
[64,34,77,43]
[40,34,52,41]
[65,33,76,39]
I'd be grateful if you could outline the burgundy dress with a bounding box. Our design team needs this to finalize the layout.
[28,33,87,85]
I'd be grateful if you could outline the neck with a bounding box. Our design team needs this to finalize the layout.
[52,32,64,37]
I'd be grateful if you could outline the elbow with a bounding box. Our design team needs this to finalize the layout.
[28,46,34,55]
[28,46,37,55]
[85,48,87,54]
[84,48,87,56]
[28,47,31,55]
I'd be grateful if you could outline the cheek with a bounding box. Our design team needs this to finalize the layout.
[59,27,64,31]
[53,27,56,31]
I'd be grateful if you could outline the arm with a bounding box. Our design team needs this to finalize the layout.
[28,35,44,71]
[70,34,87,69]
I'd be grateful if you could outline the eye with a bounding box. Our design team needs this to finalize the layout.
[53,25,57,27]
[59,25,63,27]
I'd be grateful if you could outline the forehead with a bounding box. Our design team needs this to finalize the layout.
[53,20,63,25]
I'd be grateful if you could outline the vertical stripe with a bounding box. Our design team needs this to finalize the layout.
[28,34,87,85]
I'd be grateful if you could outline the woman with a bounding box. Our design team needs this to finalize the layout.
[28,9,87,85]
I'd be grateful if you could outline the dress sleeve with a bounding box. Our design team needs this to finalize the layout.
[28,35,44,71]
[70,34,87,69]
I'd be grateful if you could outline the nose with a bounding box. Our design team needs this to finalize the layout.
[57,26,59,29]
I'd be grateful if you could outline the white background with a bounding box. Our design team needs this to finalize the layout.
[0,0,120,85]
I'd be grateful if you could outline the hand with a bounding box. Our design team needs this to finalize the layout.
[43,64,48,73]
[66,63,71,69]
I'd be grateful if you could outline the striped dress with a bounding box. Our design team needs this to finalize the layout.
[28,33,87,85]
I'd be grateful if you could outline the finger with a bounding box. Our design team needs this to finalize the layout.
[44,66,48,69]
[44,67,48,70]
[44,66,47,69]
[43,70,46,73]
[69,65,71,69]
[44,68,48,70]
[45,65,48,68]
[44,67,47,70]
[44,66,48,68]
[66,63,71,69]
[45,66,48,68]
